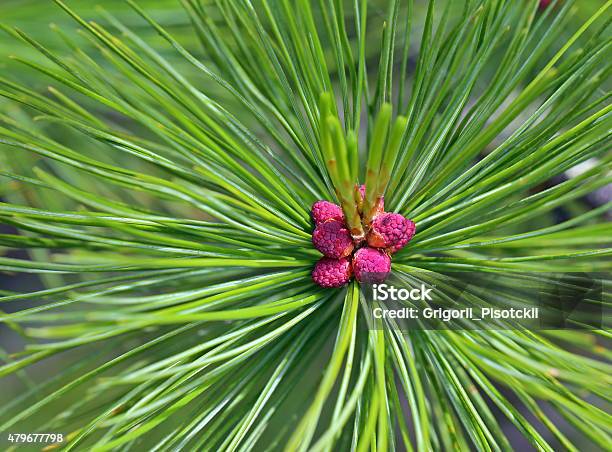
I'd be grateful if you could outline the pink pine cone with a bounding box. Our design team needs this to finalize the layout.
[311,200,344,225]
[353,247,391,283]
[312,256,352,288]
[367,213,415,253]
[312,219,354,258]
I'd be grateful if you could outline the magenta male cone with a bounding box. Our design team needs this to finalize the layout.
[312,219,354,258]
[312,256,352,288]
[311,200,344,225]
[367,213,415,253]
[353,247,391,283]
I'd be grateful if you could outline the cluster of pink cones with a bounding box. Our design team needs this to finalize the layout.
[311,187,415,288]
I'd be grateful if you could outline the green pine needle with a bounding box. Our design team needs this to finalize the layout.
[0,0,610,450]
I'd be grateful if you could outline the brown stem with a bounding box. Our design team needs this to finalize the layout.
[362,195,385,229]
